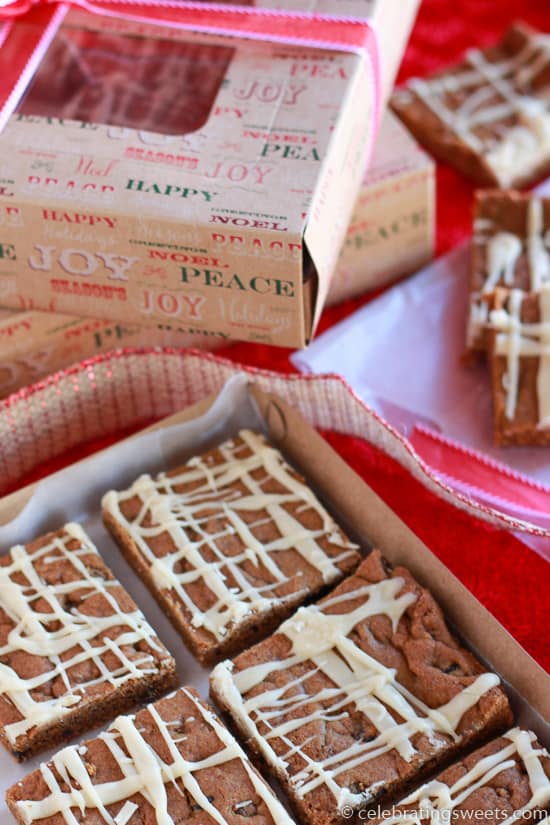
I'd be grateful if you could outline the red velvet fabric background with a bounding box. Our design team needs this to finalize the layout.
[15,0,550,671]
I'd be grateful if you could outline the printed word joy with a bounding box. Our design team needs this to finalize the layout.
[28,245,138,281]
[233,81,306,105]
[140,288,205,321]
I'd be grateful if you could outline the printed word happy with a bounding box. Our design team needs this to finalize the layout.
[42,210,117,229]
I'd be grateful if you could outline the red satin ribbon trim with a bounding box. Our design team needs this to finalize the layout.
[0,0,375,53]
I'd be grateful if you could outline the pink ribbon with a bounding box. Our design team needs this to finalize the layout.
[0,0,380,133]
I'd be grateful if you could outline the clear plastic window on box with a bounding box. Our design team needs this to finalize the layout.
[17,21,236,135]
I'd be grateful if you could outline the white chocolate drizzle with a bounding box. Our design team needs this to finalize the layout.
[380,728,550,825]
[468,197,550,348]
[14,687,295,825]
[483,233,522,293]
[474,198,550,294]
[399,34,550,186]
[211,576,501,810]
[102,430,358,641]
[490,287,550,426]
[113,801,138,825]
[0,523,169,745]
[527,197,550,293]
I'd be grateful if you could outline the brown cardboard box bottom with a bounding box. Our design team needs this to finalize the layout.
[327,111,435,305]
[0,382,546,809]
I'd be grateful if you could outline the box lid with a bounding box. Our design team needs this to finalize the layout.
[0,0,419,345]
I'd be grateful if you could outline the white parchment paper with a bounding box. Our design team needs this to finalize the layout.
[293,244,550,487]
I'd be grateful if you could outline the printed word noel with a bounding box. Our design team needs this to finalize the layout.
[28,245,138,281]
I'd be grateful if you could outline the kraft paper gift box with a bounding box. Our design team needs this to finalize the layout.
[0,113,432,399]
[0,0,419,348]
[0,113,433,399]
[0,310,225,399]
[327,110,435,305]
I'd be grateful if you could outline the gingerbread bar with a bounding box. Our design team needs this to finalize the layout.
[488,287,550,446]
[0,523,177,761]
[102,429,361,666]
[210,550,513,825]
[6,686,296,825]
[468,191,550,352]
[391,24,550,188]
[372,728,550,825]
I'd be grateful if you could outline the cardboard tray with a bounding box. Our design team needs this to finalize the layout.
[0,375,547,821]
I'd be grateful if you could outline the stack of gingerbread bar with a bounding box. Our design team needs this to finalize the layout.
[0,431,548,825]
[467,192,550,446]
[390,22,550,447]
